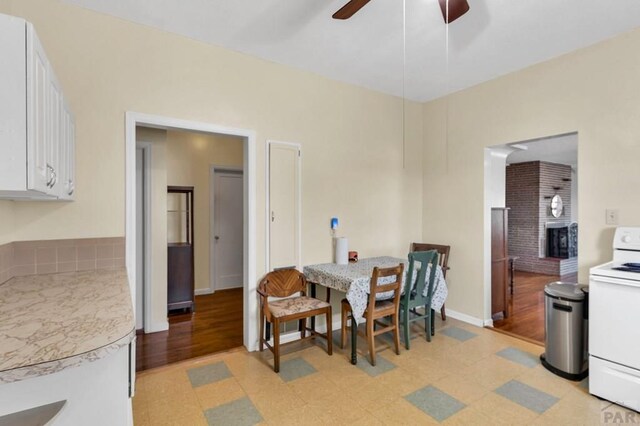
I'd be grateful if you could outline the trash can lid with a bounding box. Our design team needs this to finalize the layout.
[544,282,586,301]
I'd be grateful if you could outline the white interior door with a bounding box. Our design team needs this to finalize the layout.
[268,142,301,270]
[213,170,244,290]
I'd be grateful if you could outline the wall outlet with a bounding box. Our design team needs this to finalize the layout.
[606,209,619,225]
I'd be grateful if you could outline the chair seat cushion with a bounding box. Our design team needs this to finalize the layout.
[269,296,330,318]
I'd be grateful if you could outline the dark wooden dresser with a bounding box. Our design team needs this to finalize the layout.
[167,186,194,312]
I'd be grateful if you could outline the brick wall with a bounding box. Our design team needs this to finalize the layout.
[506,161,577,276]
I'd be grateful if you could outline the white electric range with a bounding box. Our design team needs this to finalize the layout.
[589,227,640,412]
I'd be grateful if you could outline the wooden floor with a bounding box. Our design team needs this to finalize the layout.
[493,270,578,344]
[136,288,243,372]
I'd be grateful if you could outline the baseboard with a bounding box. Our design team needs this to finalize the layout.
[440,308,485,328]
[484,319,494,327]
[195,288,214,296]
[144,321,169,334]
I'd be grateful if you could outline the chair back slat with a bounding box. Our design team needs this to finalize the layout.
[405,250,439,306]
[411,243,450,278]
[367,264,404,314]
[258,268,306,298]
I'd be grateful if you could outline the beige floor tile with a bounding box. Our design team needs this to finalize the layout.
[322,363,375,390]
[352,381,409,412]
[376,366,431,397]
[369,397,440,425]
[149,412,208,426]
[194,377,246,410]
[235,368,284,395]
[349,413,385,426]
[287,372,337,403]
[249,382,307,422]
[225,351,273,377]
[147,391,203,425]
[471,392,539,425]
[531,394,602,426]
[306,392,371,425]
[264,405,325,426]
[132,404,151,426]
[431,373,491,405]
[442,405,494,425]
[138,370,194,401]
[515,365,576,399]
[459,355,529,391]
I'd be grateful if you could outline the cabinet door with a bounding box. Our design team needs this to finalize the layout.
[59,100,75,200]
[0,15,27,191]
[26,23,50,193]
[48,73,62,196]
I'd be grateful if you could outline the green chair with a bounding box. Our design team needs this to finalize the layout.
[400,250,439,349]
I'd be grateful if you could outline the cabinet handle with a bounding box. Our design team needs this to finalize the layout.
[46,164,54,187]
[50,167,57,188]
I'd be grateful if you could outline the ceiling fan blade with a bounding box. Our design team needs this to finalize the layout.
[332,0,372,20]
[438,0,470,24]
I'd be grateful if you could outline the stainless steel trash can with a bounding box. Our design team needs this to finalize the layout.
[540,282,589,381]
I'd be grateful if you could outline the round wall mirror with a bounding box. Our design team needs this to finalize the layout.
[550,194,563,218]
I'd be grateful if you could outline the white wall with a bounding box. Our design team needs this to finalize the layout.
[424,28,640,321]
[0,0,423,340]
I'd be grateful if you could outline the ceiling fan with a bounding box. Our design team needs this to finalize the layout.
[332,0,470,23]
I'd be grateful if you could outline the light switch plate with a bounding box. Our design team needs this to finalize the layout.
[606,209,619,225]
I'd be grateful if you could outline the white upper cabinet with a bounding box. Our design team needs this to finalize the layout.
[0,14,75,200]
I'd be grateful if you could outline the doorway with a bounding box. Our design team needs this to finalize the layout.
[484,133,578,344]
[125,113,257,371]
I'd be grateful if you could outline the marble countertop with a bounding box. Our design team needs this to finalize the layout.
[0,268,135,383]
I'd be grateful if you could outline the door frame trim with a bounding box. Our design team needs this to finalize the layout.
[265,140,302,272]
[209,165,244,294]
[135,142,152,333]
[126,112,258,351]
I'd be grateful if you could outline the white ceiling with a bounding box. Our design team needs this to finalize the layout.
[63,0,640,101]
[506,133,578,167]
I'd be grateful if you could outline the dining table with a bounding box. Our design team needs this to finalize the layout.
[303,256,448,365]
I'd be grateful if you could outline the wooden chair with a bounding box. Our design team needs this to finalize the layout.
[340,264,404,366]
[258,268,332,373]
[411,243,450,321]
[400,250,439,349]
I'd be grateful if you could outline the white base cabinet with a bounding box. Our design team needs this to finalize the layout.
[0,344,134,426]
[0,13,75,200]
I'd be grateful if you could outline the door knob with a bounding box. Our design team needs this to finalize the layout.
[215,236,220,240]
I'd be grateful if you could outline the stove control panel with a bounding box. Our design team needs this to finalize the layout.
[614,227,640,251]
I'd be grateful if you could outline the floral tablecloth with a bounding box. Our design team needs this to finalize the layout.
[303,256,448,325]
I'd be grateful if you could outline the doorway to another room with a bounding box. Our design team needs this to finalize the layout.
[485,133,578,344]
[132,124,249,371]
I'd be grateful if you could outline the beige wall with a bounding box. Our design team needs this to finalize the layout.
[165,130,244,292]
[0,0,423,307]
[423,28,640,320]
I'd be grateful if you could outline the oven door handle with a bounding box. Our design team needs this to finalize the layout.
[591,275,640,288]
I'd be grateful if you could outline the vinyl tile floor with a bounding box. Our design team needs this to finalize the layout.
[133,317,635,425]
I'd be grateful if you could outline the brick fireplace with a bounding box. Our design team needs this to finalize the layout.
[506,161,577,276]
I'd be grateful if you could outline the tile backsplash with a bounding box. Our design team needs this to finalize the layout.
[0,237,125,285]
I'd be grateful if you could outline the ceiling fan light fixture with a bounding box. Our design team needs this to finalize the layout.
[438,0,470,24]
